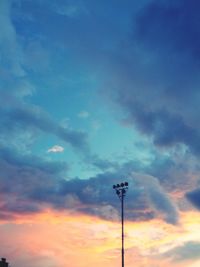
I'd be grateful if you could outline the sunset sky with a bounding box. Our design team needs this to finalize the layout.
[1,0,200,266]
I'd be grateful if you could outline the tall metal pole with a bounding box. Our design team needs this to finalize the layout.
[121,192,124,267]
[113,182,128,267]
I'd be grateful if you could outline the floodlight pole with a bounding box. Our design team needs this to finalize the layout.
[113,182,128,267]
[121,190,124,267]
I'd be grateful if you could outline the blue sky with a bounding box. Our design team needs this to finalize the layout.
[1,1,200,267]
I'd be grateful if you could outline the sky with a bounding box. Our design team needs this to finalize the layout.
[1,0,200,266]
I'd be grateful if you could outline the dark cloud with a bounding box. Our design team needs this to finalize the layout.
[145,151,199,205]
[31,170,178,224]
[0,145,69,216]
[135,0,200,60]
[186,188,200,210]
[128,107,200,154]
[0,145,178,224]
[131,172,178,224]
[102,0,200,156]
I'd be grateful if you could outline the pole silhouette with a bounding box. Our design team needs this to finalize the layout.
[113,182,128,267]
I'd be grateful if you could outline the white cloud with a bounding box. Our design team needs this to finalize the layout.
[47,145,64,153]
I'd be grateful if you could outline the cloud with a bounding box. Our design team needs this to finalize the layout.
[54,3,88,18]
[0,102,121,171]
[101,0,200,156]
[0,0,25,77]
[0,0,195,226]
[162,241,200,262]
[0,145,179,224]
[0,144,69,219]
[47,145,64,153]
[130,172,178,224]
[0,104,89,153]
[186,189,200,210]
[78,111,90,119]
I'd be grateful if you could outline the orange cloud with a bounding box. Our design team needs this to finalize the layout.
[1,209,200,267]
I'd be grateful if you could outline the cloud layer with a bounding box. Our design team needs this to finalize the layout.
[1,1,200,266]
[103,0,200,156]
[0,143,179,225]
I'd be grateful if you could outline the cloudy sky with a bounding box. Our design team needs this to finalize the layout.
[1,0,200,266]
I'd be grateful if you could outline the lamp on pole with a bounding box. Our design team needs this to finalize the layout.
[113,182,129,267]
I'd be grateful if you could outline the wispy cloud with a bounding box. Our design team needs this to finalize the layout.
[162,241,200,262]
[54,3,88,18]
[0,0,25,77]
[78,111,90,119]
[0,105,89,153]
